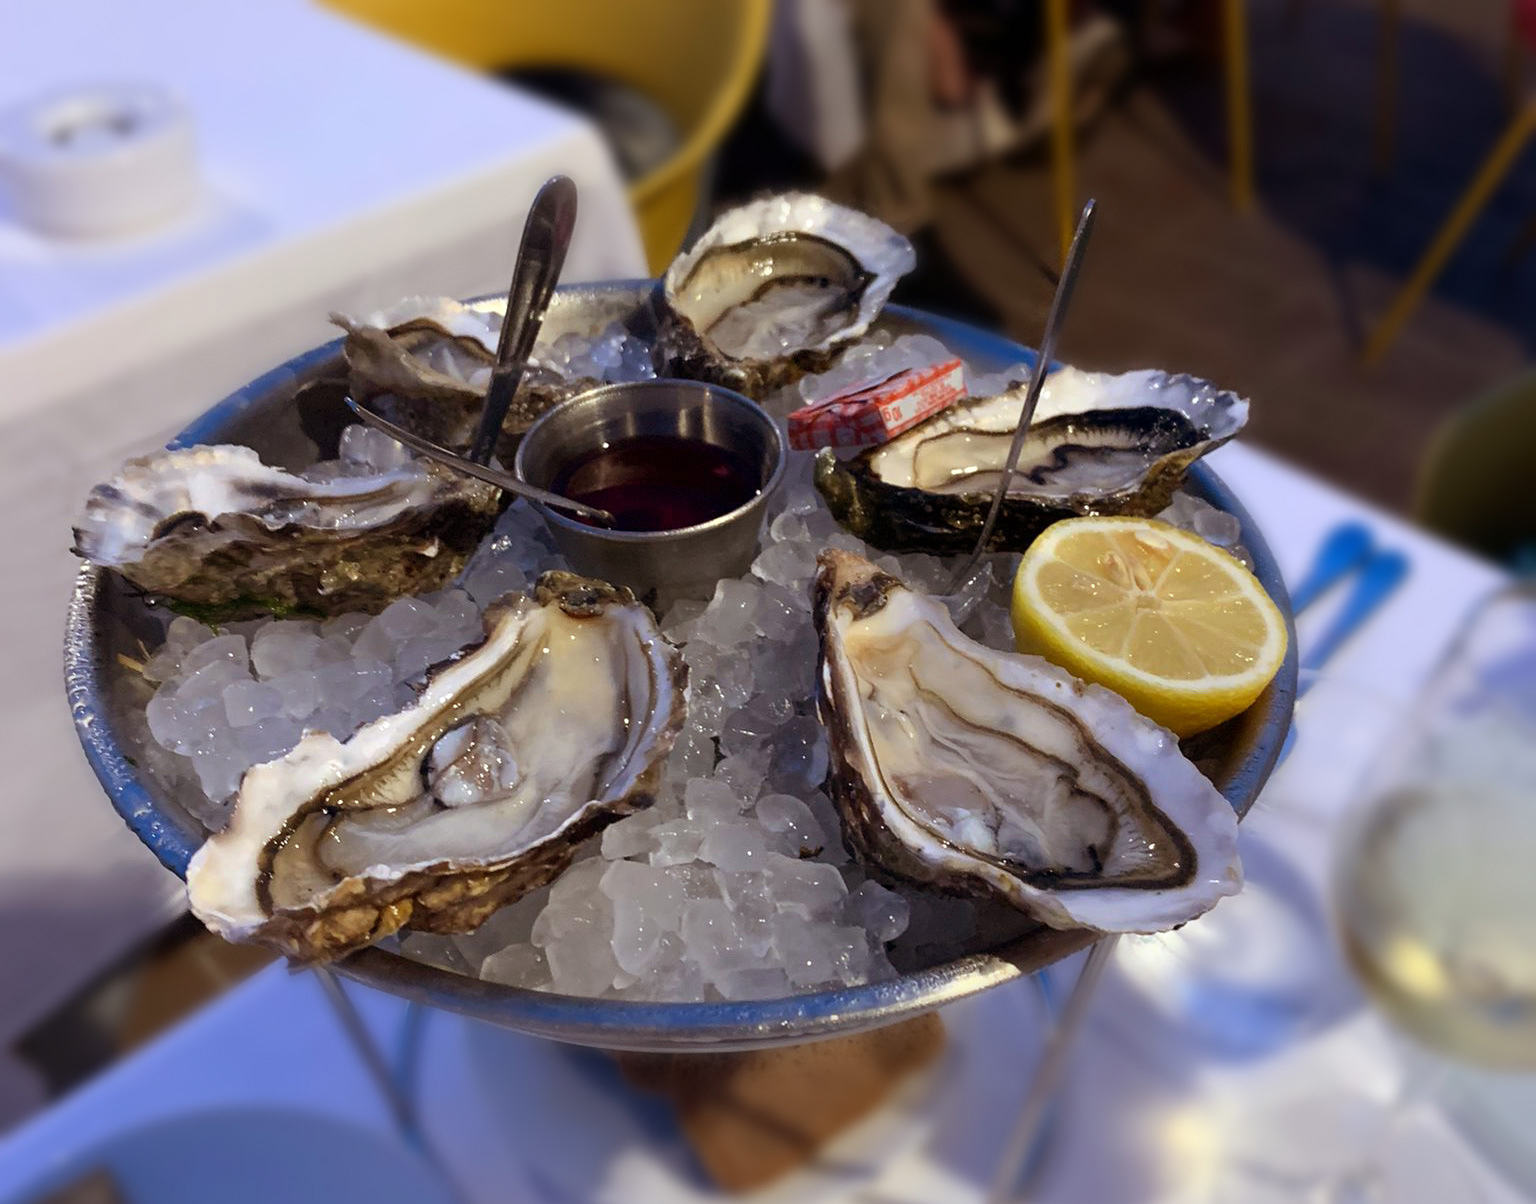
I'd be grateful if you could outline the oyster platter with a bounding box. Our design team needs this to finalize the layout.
[66,194,1295,1050]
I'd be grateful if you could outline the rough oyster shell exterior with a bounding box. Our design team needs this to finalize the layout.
[659,194,915,399]
[73,443,499,620]
[333,298,598,463]
[816,368,1248,554]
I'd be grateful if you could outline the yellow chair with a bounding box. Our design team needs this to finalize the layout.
[1416,370,1536,565]
[1043,0,1254,265]
[322,0,771,273]
[1362,0,1536,363]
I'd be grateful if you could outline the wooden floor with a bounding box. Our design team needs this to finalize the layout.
[926,0,1536,514]
[793,0,1531,515]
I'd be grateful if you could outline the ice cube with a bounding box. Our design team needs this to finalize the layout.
[680,898,760,980]
[624,934,707,1002]
[939,562,994,626]
[752,540,818,590]
[768,716,828,793]
[601,810,663,861]
[251,627,324,680]
[377,597,436,640]
[719,703,778,759]
[699,824,772,871]
[321,613,367,643]
[350,616,398,665]
[649,821,706,868]
[666,726,718,786]
[609,901,664,976]
[480,944,551,990]
[462,557,529,609]
[684,778,745,825]
[266,670,320,720]
[763,853,847,919]
[713,966,793,1000]
[754,793,827,857]
[714,751,771,803]
[164,616,216,657]
[844,880,911,942]
[191,748,247,802]
[222,679,284,728]
[175,658,251,705]
[770,912,838,987]
[769,510,809,543]
[533,863,622,996]
[316,660,390,710]
[713,869,775,956]
[339,422,410,472]
[600,860,687,932]
[450,888,550,970]
[141,644,185,684]
[180,635,250,678]
[701,579,759,646]
[804,793,849,864]
[235,716,303,764]
[714,657,755,709]
[1193,507,1244,548]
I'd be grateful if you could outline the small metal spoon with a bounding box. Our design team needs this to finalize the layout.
[346,397,616,527]
[947,200,1098,593]
[467,174,580,466]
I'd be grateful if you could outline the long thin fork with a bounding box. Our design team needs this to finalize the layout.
[947,200,1098,594]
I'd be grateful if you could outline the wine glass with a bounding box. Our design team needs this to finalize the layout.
[1324,580,1536,1199]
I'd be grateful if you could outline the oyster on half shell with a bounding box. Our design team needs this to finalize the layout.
[660,194,915,398]
[333,297,602,462]
[816,367,1248,553]
[814,549,1241,933]
[73,442,500,620]
[187,572,688,962]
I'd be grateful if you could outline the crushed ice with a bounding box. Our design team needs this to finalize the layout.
[138,338,1245,1001]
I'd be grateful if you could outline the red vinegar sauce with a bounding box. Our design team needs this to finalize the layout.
[551,435,761,531]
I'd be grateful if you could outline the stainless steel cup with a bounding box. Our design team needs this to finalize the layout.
[515,379,787,609]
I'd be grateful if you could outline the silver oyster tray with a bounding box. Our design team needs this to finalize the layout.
[64,281,1298,1052]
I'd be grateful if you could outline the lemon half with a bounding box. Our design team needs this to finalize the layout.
[1011,517,1288,737]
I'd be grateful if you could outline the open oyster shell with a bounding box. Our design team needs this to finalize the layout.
[814,549,1241,933]
[187,572,688,962]
[333,297,600,463]
[816,367,1248,554]
[73,443,499,621]
[660,194,915,399]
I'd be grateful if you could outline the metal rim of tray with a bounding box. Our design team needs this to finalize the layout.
[64,282,1298,1052]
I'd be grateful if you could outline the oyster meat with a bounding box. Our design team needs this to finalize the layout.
[660,194,915,398]
[814,549,1241,933]
[333,296,604,462]
[73,440,499,620]
[187,572,688,962]
[816,367,1247,553]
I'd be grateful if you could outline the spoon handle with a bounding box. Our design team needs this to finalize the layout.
[468,175,580,466]
[346,397,615,526]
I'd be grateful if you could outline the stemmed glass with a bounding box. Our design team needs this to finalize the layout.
[1322,580,1536,1200]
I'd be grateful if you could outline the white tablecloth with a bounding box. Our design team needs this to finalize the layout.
[0,0,645,1053]
[0,443,1523,1202]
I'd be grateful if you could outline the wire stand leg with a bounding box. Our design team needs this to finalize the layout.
[313,967,473,1204]
[987,936,1119,1204]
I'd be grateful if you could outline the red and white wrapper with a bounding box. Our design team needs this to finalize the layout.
[787,359,966,451]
